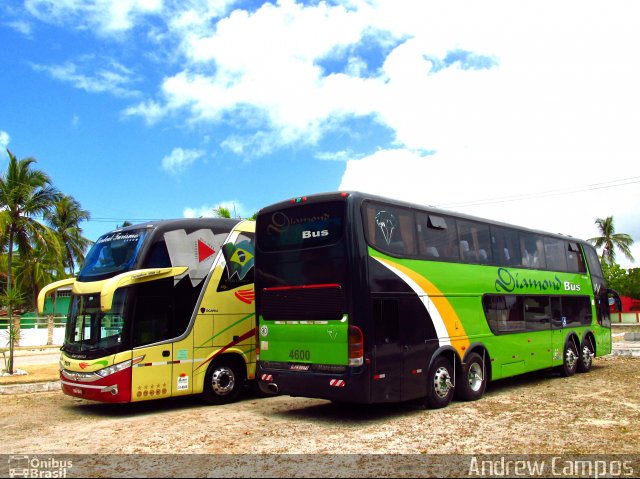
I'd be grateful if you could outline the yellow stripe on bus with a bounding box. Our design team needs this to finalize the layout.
[374,256,470,357]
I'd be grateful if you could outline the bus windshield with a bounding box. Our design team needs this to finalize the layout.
[64,290,128,355]
[78,229,148,281]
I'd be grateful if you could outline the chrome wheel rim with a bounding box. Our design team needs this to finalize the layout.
[582,344,593,369]
[210,366,236,396]
[433,366,452,399]
[468,362,484,392]
[566,347,578,371]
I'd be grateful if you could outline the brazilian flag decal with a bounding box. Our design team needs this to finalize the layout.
[223,240,255,280]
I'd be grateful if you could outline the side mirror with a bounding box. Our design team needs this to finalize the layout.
[608,289,622,313]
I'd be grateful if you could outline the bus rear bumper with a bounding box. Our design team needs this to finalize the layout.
[256,363,369,403]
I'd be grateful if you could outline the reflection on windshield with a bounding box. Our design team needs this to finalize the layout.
[78,230,147,281]
[64,290,128,354]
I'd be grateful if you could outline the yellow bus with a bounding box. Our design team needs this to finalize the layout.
[38,218,257,404]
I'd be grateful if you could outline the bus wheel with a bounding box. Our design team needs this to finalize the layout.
[578,337,595,373]
[455,352,486,402]
[425,356,454,409]
[561,340,579,377]
[203,360,243,405]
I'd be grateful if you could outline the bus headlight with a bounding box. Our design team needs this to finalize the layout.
[95,355,145,378]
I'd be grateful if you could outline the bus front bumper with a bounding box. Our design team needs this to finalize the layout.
[60,369,132,403]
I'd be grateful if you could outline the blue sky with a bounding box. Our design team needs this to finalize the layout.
[1,0,639,268]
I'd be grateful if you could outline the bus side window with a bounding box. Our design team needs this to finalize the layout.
[491,227,521,266]
[483,295,525,334]
[365,203,416,256]
[567,242,587,273]
[458,220,492,264]
[544,237,568,272]
[562,296,592,327]
[417,213,459,261]
[520,234,546,269]
[524,296,551,331]
[550,297,563,329]
[131,294,174,347]
[143,241,172,268]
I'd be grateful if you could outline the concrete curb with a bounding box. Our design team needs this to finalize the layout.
[611,349,640,358]
[0,380,60,395]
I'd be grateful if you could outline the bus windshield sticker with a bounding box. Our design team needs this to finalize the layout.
[164,229,221,286]
[375,211,397,245]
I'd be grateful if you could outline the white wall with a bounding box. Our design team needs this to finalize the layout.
[14,327,65,347]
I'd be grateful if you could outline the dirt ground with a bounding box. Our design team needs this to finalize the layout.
[2,355,639,476]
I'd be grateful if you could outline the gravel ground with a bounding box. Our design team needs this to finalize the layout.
[2,355,639,476]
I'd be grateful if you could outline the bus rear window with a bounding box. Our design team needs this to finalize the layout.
[257,201,345,252]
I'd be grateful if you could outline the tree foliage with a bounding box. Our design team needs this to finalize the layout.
[43,194,91,275]
[602,263,640,299]
[588,216,635,265]
[0,149,92,372]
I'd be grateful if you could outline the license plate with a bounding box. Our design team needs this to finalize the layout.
[290,364,310,371]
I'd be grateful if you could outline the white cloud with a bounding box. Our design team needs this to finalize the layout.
[132,0,379,145]
[315,149,360,162]
[6,20,33,36]
[119,0,639,164]
[122,100,168,125]
[18,0,640,269]
[183,200,250,219]
[0,131,10,150]
[25,0,163,34]
[161,147,205,175]
[31,59,140,98]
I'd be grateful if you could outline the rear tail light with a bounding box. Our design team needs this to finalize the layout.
[348,325,364,366]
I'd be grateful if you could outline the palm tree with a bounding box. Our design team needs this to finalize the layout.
[0,149,61,373]
[44,194,91,275]
[213,206,232,218]
[588,216,635,265]
[14,242,65,310]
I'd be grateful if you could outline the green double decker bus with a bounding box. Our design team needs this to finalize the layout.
[255,192,620,408]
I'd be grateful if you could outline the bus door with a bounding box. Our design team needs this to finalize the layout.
[172,334,195,397]
[372,298,402,402]
[131,343,173,401]
[130,295,175,401]
[522,296,553,371]
[550,297,565,367]
[131,338,195,402]
[372,296,429,402]
[597,289,617,355]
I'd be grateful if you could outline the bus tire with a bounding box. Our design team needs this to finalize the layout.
[203,359,244,405]
[455,352,487,401]
[578,336,595,373]
[424,356,455,409]
[561,339,579,377]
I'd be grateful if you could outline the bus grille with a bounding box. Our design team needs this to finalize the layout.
[261,284,345,321]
